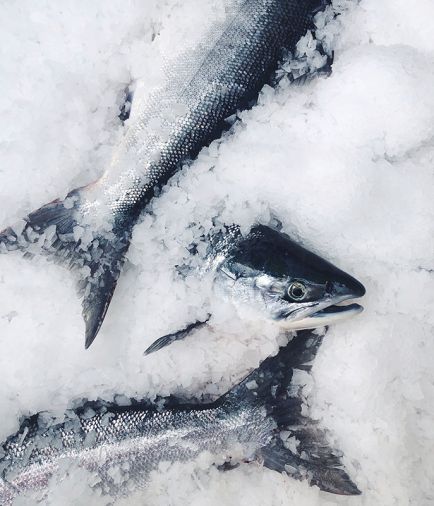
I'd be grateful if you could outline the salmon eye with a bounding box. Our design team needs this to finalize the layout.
[288,281,307,301]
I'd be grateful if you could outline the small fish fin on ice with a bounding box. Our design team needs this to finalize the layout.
[144,316,211,355]
[118,81,136,123]
[0,185,132,349]
[221,328,361,496]
[289,51,334,87]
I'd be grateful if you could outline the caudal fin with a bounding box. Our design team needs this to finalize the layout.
[0,186,131,348]
[224,329,361,495]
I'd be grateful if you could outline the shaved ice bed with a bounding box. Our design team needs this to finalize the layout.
[0,0,433,504]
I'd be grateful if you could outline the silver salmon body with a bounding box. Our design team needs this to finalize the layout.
[0,0,330,348]
[0,331,360,503]
[0,400,271,502]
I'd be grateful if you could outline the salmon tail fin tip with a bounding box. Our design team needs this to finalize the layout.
[224,329,361,496]
[0,187,131,349]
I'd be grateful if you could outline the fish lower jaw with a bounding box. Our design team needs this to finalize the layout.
[279,303,364,331]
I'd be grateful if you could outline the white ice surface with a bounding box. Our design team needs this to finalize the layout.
[0,0,433,504]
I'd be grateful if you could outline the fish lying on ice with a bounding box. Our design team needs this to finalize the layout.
[145,223,365,354]
[0,329,360,504]
[0,0,332,348]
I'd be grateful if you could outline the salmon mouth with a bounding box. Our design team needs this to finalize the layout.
[280,299,364,331]
[312,301,364,318]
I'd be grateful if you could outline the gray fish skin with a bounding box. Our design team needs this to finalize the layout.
[0,0,329,348]
[144,224,365,355]
[0,330,361,503]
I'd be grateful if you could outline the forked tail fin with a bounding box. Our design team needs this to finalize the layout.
[223,329,361,495]
[0,186,132,348]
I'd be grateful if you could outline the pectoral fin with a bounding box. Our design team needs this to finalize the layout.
[144,316,210,356]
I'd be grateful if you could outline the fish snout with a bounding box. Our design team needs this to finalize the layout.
[327,277,366,301]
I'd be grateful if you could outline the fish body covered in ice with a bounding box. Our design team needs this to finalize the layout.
[145,224,365,355]
[0,330,360,504]
[0,0,331,348]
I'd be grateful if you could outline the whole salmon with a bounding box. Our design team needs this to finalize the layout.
[0,0,329,347]
[0,330,360,503]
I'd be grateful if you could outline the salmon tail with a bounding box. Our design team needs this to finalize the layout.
[223,329,361,496]
[0,187,131,349]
